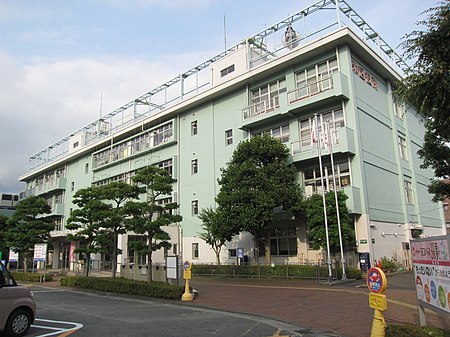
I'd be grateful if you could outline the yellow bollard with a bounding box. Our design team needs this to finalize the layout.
[370,309,386,337]
[181,260,193,302]
[367,267,388,337]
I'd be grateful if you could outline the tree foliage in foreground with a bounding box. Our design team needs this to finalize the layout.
[396,2,450,201]
[4,196,53,272]
[124,166,182,283]
[216,134,303,264]
[198,207,232,265]
[304,190,354,254]
[66,187,111,277]
[98,182,141,278]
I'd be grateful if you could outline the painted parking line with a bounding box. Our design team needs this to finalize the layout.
[31,318,83,337]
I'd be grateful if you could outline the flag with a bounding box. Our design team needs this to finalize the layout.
[310,117,317,150]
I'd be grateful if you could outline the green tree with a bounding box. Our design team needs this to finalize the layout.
[0,214,8,248]
[4,196,53,272]
[198,207,233,265]
[98,182,141,278]
[124,166,182,283]
[304,190,354,254]
[396,2,450,201]
[216,134,303,264]
[66,187,111,277]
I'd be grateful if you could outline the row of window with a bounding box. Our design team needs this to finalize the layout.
[93,122,174,169]
[92,159,173,187]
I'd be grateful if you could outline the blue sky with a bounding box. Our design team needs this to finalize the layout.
[0,0,438,193]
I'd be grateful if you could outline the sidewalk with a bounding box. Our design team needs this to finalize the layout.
[187,274,450,337]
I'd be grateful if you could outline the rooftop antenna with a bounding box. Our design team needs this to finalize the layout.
[223,14,227,50]
[99,91,103,119]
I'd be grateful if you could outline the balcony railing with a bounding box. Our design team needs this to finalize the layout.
[93,127,174,169]
[288,76,333,104]
[242,96,280,121]
[291,128,340,156]
[35,177,67,196]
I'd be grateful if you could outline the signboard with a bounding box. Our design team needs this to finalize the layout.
[411,235,450,314]
[183,260,192,280]
[9,248,19,262]
[166,256,178,280]
[33,243,47,262]
[367,267,387,294]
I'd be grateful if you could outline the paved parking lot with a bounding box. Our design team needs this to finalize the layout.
[19,285,326,337]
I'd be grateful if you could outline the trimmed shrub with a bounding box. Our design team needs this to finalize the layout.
[386,324,450,337]
[12,272,53,282]
[60,276,184,300]
[192,264,362,280]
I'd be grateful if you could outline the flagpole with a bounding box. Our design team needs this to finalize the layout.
[327,121,347,280]
[314,114,333,284]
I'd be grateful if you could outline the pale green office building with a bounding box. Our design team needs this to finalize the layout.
[19,1,445,272]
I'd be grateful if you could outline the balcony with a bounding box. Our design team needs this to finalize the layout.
[290,126,356,162]
[50,203,65,216]
[35,177,67,196]
[241,94,288,128]
[287,72,349,113]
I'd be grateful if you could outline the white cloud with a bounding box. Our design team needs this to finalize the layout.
[0,49,211,193]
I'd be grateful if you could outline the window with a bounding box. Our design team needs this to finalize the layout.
[158,159,173,177]
[299,107,344,151]
[404,181,413,204]
[258,124,290,143]
[71,182,75,192]
[228,249,237,258]
[191,121,198,136]
[259,225,297,256]
[192,200,199,215]
[294,58,338,99]
[393,98,406,119]
[244,78,286,119]
[191,159,198,175]
[304,160,351,196]
[192,243,199,259]
[156,197,173,216]
[172,244,178,255]
[225,129,233,145]
[54,218,63,231]
[54,193,64,204]
[73,141,79,148]
[85,163,89,174]
[220,64,235,77]
[398,136,408,160]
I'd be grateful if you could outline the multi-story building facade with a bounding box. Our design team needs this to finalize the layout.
[18,1,445,272]
[0,193,19,218]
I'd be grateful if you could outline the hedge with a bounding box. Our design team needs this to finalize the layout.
[60,276,184,300]
[12,272,53,282]
[192,264,362,280]
[386,324,450,337]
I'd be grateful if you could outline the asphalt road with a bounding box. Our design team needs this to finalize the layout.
[12,285,336,337]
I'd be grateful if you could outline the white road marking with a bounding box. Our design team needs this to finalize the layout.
[31,318,83,337]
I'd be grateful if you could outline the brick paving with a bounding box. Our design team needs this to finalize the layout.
[187,274,450,337]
